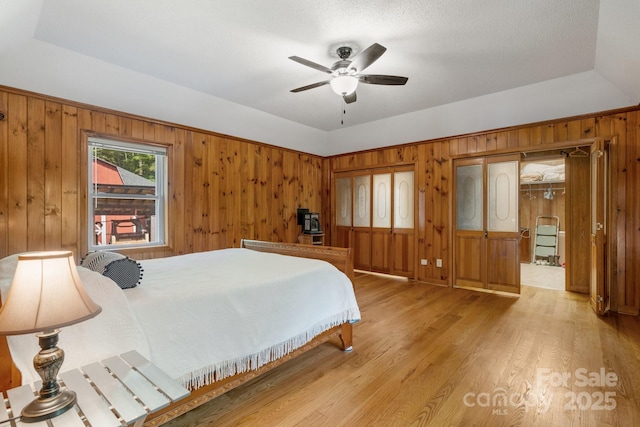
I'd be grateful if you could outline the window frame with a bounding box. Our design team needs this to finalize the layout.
[86,136,168,251]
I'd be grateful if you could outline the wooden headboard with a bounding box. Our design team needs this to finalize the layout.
[240,239,354,282]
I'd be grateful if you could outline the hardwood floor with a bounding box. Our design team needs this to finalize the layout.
[163,272,640,426]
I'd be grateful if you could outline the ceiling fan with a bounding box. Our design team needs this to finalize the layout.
[289,43,408,104]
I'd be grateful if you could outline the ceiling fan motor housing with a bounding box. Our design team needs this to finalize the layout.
[336,46,352,59]
[332,60,353,76]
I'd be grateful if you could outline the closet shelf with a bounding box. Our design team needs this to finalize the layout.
[520,180,564,186]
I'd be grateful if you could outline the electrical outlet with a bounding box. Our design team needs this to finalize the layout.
[436,259,443,268]
[420,259,427,265]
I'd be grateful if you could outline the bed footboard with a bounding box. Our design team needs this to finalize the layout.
[340,322,353,352]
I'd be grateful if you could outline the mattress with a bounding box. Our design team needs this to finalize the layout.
[0,248,360,388]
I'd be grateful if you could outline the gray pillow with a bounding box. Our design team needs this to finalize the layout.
[81,251,143,289]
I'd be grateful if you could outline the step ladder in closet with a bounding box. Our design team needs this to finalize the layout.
[532,215,560,264]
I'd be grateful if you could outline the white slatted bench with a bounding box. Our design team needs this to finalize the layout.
[1,351,189,427]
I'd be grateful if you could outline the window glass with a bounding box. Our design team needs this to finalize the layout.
[335,177,352,227]
[456,164,483,231]
[393,171,414,229]
[88,137,167,249]
[353,175,371,227]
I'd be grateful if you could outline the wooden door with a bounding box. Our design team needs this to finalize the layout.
[371,172,392,273]
[334,175,353,249]
[454,159,485,288]
[334,172,372,268]
[454,155,520,293]
[352,174,372,270]
[391,169,415,277]
[486,156,520,293]
[565,152,591,293]
[333,167,415,277]
[590,140,608,314]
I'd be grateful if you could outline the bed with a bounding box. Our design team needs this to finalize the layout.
[0,240,360,426]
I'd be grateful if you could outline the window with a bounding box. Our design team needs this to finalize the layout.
[88,137,167,250]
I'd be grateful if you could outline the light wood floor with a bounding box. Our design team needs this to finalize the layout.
[164,272,640,426]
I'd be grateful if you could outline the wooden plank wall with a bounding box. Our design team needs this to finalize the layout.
[520,182,566,233]
[519,181,566,265]
[328,110,640,315]
[1,85,638,315]
[0,87,323,262]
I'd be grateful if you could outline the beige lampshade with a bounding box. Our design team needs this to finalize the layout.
[0,251,102,335]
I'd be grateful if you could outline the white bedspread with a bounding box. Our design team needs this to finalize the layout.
[0,248,360,389]
[130,248,360,388]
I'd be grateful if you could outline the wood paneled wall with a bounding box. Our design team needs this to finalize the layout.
[1,85,638,315]
[0,87,324,262]
[328,109,640,315]
[520,182,566,233]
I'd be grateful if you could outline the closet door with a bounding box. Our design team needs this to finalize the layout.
[454,159,485,288]
[590,139,608,315]
[353,174,372,270]
[371,172,392,272]
[333,167,416,278]
[486,156,520,293]
[391,169,415,276]
[334,176,352,249]
[454,155,520,293]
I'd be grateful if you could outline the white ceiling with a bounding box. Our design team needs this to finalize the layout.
[0,0,638,156]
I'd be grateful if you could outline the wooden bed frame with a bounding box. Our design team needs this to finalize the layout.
[0,240,356,426]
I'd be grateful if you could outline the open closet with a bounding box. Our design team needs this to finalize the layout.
[519,146,591,293]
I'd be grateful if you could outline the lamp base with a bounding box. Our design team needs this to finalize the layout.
[21,389,77,423]
[21,330,76,423]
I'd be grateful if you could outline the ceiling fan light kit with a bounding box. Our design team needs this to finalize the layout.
[330,75,358,96]
[289,43,408,105]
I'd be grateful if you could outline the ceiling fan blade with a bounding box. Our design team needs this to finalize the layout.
[290,80,330,93]
[288,56,333,74]
[358,74,408,85]
[344,92,357,104]
[348,43,386,73]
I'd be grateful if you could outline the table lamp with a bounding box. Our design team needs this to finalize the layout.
[0,251,102,422]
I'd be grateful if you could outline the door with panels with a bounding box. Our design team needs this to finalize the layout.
[390,169,415,276]
[334,167,415,277]
[590,138,609,315]
[453,155,520,293]
[353,173,373,271]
